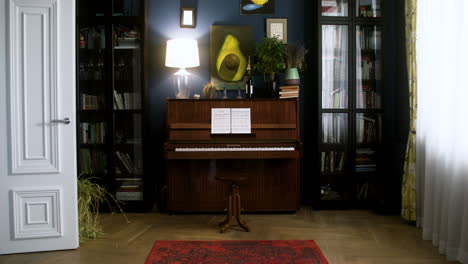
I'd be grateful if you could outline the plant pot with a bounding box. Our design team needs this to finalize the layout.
[284,68,300,86]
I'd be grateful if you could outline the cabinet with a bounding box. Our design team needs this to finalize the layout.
[317,0,383,208]
[76,0,150,210]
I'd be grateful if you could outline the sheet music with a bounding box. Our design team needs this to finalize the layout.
[231,108,251,134]
[211,108,231,134]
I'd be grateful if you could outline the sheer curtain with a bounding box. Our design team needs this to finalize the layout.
[416,0,468,263]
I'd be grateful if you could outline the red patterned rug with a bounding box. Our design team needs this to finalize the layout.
[144,240,328,264]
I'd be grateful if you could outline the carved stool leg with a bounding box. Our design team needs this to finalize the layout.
[233,184,250,232]
[218,195,232,233]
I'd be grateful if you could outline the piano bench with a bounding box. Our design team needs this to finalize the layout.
[215,176,250,233]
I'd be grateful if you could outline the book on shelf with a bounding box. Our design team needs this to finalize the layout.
[321,151,345,173]
[80,122,106,144]
[115,151,137,175]
[113,91,141,110]
[355,148,377,172]
[79,149,107,175]
[81,94,102,110]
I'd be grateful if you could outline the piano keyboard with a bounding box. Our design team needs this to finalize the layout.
[175,147,295,152]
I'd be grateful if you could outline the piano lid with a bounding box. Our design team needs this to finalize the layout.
[166,98,300,142]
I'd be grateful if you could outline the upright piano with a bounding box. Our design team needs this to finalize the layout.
[164,98,301,212]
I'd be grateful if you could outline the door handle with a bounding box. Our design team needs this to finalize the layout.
[52,118,71,125]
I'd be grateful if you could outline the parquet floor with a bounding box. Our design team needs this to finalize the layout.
[0,208,456,264]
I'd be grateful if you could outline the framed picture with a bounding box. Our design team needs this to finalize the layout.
[180,8,196,28]
[266,18,287,44]
[241,0,275,15]
[210,25,254,90]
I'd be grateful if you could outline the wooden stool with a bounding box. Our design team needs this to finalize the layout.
[216,176,250,233]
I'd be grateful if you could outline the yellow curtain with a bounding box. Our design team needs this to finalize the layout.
[401,0,418,221]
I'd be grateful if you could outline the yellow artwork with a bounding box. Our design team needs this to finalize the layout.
[251,0,269,5]
[216,34,247,82]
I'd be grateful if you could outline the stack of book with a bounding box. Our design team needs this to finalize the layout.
[279,86,299,99]
[115,178,143,201]
[355,148,376,172]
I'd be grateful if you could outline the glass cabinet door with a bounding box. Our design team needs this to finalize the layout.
[356,0,382,17]
[322,0,348,17]
[78,25,108,178]
[322,25,349,109]
[356,25,382,109]
[113,24,143,202]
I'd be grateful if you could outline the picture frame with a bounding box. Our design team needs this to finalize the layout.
[266,18,288,44]
[180,8,196,28]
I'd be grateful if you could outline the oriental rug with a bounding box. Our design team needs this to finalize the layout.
[144,240,328,264]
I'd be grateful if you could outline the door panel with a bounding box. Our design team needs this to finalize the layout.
[9,0,60,174]
[0,0,78,254]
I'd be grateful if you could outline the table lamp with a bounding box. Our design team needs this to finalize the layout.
[165,39,200,98]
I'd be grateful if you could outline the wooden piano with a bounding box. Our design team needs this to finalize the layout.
[164,98,301,212]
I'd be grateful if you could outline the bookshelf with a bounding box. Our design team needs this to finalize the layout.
[76,0,150,211]
[316,0,383,209]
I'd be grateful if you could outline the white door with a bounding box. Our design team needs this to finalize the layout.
[0,0,78,254]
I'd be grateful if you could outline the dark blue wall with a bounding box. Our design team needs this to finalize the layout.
[148,0,305,99]
[146,0,306,191]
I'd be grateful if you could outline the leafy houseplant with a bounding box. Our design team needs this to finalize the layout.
[254,37,285,97]
[77,176,128,244]
[284,43,308,85]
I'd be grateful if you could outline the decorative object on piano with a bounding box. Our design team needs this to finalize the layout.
[254,37,285,98]
[266,18,287,44]
[284,42,308,86]
[180,7,196,28]
[279,85,299,99]
[165,39,200,99]
[241,0,275,15]
[193,94,200,99]
[210,25,254,91]
[245,56,254,99]
[203,82,218,99]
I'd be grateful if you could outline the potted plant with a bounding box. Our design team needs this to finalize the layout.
[254,37,285,97]
[77,176,128,244]
[284,43,308,86]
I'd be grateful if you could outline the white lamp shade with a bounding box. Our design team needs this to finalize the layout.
[165,39,200,68]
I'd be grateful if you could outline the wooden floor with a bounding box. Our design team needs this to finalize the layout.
[0,208,456,264]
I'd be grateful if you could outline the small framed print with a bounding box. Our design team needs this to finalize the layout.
[266,18,287,44]
[180,8,196,28]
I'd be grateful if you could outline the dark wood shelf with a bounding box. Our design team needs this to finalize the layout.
[76,0,149,212]
[316,0,384,210]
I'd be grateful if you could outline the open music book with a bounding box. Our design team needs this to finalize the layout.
[211,108,251,134]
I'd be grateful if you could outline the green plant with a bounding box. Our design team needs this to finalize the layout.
[254,37,285,81]
[77,176,128,244]
[284,43,308,70]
